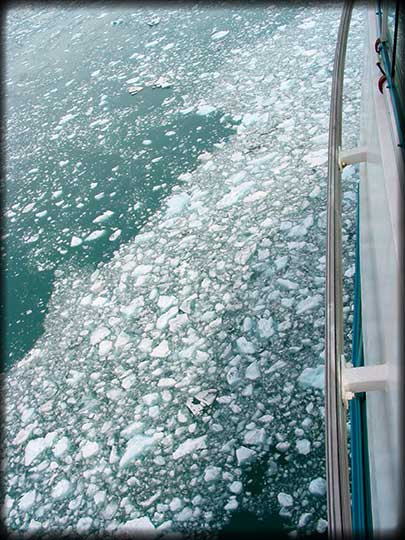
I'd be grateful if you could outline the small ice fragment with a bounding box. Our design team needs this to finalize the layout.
[296,439,311,455]
[109,229,121,241]
[81,441,99,459]
[236,337,255,355]
[173,435,207,460]
[309,477,326,496]
[204,466,221,482]
[165,193,190,217]
[93,210,114,223]
[157,378,177,388]
[224,498,239,511]
[52,479,72,499]
[128,86,143,95]
[53,437,69,458]
[236,446,256,465]
[19,490,36,511]
[316,518,328,533]
[196,104,216,115]
[277,278,298,290]
[278,492,293,507]
[70,235,82,247]
[298,366,325,390]
[85,230,106,242]
[296,294,323,314]
[90,327,110,346]
[24,438,47,466]
[211,30,230,40]
[175,507,193,522]
[245,361,260,380]
[99,340,113,356]
[257,318,274,338]
[244,428,266,446]
[76,517,93,533]
[151,340,170,358]
[119,435,156,468]
[169,497,183,512]
[157,295,177,310]
[298,513,312,528]
[229,481,242,494]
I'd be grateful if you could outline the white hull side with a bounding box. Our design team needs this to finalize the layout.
[358,5,403,535]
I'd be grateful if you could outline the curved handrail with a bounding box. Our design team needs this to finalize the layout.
[325,1,354,538]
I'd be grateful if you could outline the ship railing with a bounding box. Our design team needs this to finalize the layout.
[325,0,354,537]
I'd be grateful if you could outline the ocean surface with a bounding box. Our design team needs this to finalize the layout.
[3,4,365,537]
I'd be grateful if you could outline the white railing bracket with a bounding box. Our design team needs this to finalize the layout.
[338,145,368,170]
[341,355,388,406]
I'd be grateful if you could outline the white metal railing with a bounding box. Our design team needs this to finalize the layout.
[325,1,354,537]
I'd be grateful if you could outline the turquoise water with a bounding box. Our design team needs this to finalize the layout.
[5,8,243,368]
[4,5,365,538]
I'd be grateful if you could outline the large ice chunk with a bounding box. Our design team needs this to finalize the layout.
[119,435,156,468]
[165,193,191,217]
[51,479,72,499]
[236,446,256,465]
[309,477,326,496]
[90,327,110,346]
[236,337,255,355]
[297,294,322,314]
[278,492,293,507]
[216,182,255,209]
[204,466,221,482]
[173,436,207,460]
[151,340,170,358]
[245,361,261,380]
[118,517,158,538]
[298,366,324,390]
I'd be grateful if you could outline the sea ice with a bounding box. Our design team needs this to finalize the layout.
[157,295,177,310]
[51,479,72,499]
[90,327,110,346]
[157,378,177,388]
[278,492,293,507]
[236,337,255,355]
[24,437,49,466]
[236,446,256,465]
[53,437,69,458]
[296,294,323,314]
[244,428,266,446]
[19,490,36,511]
[93,210,114,223]
[296,439,311,455]
[173,435,207,460]
[151,340,170,358]
[196,104,216,115]
[175,507,193,521]
[165,193,191,217]
[119,435,156,468]
[298,366,325,390]
[309,477,326,496]
[169,497,183,512]
[245,361,260,380]
[224,498,239,511]
[81,441,99,459]
[229,481,242,494]
[84,230,106,242]
[257,318,274,338]
[204,466,221,482]
[211,30,230,40]
[70,236,82,247]
[216,182,255,209]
